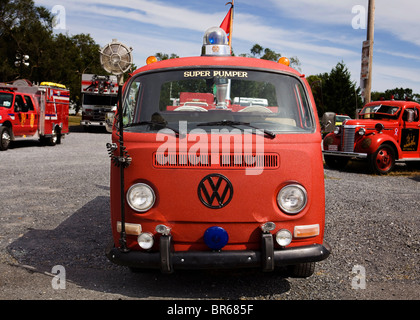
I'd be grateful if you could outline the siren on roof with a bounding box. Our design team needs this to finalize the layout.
[201,27,231,56]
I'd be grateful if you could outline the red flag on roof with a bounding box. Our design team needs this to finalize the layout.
[220,7,232,35]
[220,2,233,47]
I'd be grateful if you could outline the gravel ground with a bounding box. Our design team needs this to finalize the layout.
[0,127,419,303]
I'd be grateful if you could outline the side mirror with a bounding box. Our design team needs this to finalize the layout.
[321,112,336,133]
[105,111,115,133]
[404,109,415,122]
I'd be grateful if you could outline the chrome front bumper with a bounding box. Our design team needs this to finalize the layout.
[323,150,368,158]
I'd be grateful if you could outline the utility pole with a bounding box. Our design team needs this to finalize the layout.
[361,0,375,104]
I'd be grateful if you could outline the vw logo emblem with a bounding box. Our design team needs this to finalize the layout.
[198,174,233,209]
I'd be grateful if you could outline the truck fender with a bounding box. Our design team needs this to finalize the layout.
[0,121,14,139]
[42,125,61,146]
[369,135,401,160]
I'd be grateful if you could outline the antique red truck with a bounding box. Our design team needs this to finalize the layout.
[323,100,420,174]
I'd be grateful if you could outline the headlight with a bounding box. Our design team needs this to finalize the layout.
[137,232,154,249]
[333,126,341,134]
[275,229,292,247]
[277,184,307,215]
[126,183,155,212]
[358,127,366,136]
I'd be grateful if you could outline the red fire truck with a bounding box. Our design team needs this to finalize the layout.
[80,74,118,132]
[106,27,331,277]
[323,100,420,174]
[0,80,69,151]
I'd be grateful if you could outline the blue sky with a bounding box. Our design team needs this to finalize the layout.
[34,0,420,93]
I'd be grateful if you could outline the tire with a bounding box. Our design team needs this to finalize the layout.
[0,126,11,151]
[56,128,62,145]
[369,144,395,174]
[324,155,349,170]
[288,262,316,278]
[46,127,60,146]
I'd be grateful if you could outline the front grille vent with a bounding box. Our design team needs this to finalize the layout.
[341,126,356,152]
[153,152,279,169]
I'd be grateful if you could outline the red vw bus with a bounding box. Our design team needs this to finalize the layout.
[106,28,330,277]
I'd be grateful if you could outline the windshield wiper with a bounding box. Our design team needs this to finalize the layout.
[197,120,276,139]
[126,121,182,137]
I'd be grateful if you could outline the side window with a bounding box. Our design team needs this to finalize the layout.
[122,80,141,125]
[24,95,35,111]
[414,107,419,122]
[14,95,25,112]
[294,83,313,129]
[0,93,13,108]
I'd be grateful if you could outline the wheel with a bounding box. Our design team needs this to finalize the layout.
[324,155,349,170]
[0,126,11,151]
[370,144,395,174]
[46,127,61,146]
[288,262,316,278]
[56,128,62,144]
[48,130,57,146]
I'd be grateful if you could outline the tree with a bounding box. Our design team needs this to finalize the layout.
[155,52,179,61]
[307,73,328,116]
[0,0,106,112]
[310,62,362,118]
[371,87,414,101]
[240,44,301,70]
[0,0,54,80]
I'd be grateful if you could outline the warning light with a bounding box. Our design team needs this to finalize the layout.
[278,57,290,67]
[201,27,230,56]
[146,56,158,65]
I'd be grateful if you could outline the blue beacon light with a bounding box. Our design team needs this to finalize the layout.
[204,226,229,250]
[201,27,231,56]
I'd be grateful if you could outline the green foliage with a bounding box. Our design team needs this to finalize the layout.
[155,52,179,61]
[371,88,414,101]
[309,62,362,118]
[240,44,301,70]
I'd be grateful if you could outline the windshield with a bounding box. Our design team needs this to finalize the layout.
[122,68,315,134]
[83,93,118,107]
[0,93,13,108]
[359,104,401,120]
[336,115,350,122]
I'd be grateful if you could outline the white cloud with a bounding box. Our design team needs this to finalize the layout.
[267,0,365,26]
[34,0,420,92]
[267,0,420,47]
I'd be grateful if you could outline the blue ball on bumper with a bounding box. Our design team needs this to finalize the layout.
[204,226,229,250]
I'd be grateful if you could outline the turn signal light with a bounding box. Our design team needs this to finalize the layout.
[294,224,320,238]
[117,222,142,235]
[278,57,290,66]
[146,56,158,65]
